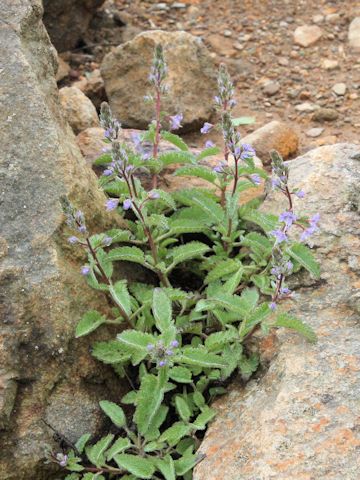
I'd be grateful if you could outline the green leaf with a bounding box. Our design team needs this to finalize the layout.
[117,330,155,365]
[167,241,210,270]
[102,180,129,196]
[92,341,131,364]
[205,329,238,352]
[175,396,192,422]
[174,453,201,476]
[144,404,169,441]
[93,153,112,166]
[176,347,228,369]
[75,433,91,454]
[239,302,272,339]
[75,311,106,338]
[174,165,218,185]
[106,437,131,460]
[86,434,114,467]
[99,401,126,428]
[182,190,224,224]
[168,218,209,236]
[159,422,191,447]
[196,146,221,161]
[83,474,105,480]
[134,374,165,436]
[161,131,188,151]
[169,366,192,384]
[109,281,132,317]
[192,406,217,430]
[239,353,259,376]
[114,454,155,479]
[105,229,132,243]
[287,243,320,279]
[154,455,176,480]
[158,151,195,166]
[107,246,146,265]
[242,209,278,232]
[205,259,242,284]
[275,313,317,343]
[232,116,256,126]
[150,189,176,210]
[153,288,172,332]
[242,232,272,256]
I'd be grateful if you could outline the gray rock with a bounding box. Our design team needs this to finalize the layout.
[332,83,347,96]
[59,86,100,134]
[101,30,217,132]
[348,17,360,50]
[0,2,125,478]
[295,102,318,112]
[312,108,339,122]
[195,144,360,480]
[263,81,281,96]
[306,127,324,137]
[43,0,105,52]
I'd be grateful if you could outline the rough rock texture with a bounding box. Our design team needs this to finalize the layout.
[73,68,106,109]
[42,0,106,52]
[0,2,125,479]
[101,30,217,131]
[195,143,360,480]
[242,121,299,166]
[348,17,360,50]
[293,25,323,47]
[59,86,100,134]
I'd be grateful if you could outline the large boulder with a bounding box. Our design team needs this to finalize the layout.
[0,2,125,479]
[194,144,360,480]
[42,0,106,52]
[101,30,217,131]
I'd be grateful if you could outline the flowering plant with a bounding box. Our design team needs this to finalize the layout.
[58,45,319,479]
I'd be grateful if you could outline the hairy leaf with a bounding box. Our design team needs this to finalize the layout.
[161,131,189,151]
[75,311,106,338]
[134,374,165,436]
[114,454,155,479]
[167,241,210,270]
[109,281,132,316]
[287,243,320,279]
[86,434,114,467]
[175,347,228,369]
[153,288,172,332]
[174,165,218,185]
[107,246,146,265]
[275,313,317,343]
[205,259,242,284]
[106,437,131,460]
[99,401,126,428]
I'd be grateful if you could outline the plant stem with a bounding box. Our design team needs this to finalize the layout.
[152,86,162,189]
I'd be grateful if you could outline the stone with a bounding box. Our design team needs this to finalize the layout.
[0,2,125,478]
[43,0,106,52]
[332,82,347,96]
[263,81,280,96]
[293,25,323,47]
[59,86,100,134]
[240,121,299,166]
[73,69,106,109]
[195,143,360,480]
[306,127,324,138]
[348,17,360,50]
[101,31,217,132]
[321,58,339,70]
[55,55,70,82]
[295,102,318,112]
[312,108,339,122]
[312,14,324,24]
[206,33,236,56]
[76,127,107,167]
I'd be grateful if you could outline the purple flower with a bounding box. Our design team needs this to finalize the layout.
[286,261,293,273]
[148,191,160,200]
[271,266,281,277]
[295,190,305,199]
[102,236,112,247]
[213,161,227,173]
[310,213,320,227]
[123,199,132,210]
[250,174,261,186]
[269,302,277,311]
[169,113,183,130]
[166,349,174,356]
[271,177,281,189]
[56,453,68,468]
[147,343,155,351]
[214,95,221,106]
[280,287,291,295]
[103,168,114,176]
[78,225,87,234]
[205,140,215,148]
[158,360,167,367]
[105,198,119,211]
[200,122,213,134]
[240,143,255,160]
[170,340,179,348]
[279,211,297,227]
[81,266,90,276]
[300,214,320,242]
[104,128,114,139]
[68,236,78,244]
[270,229,288,244]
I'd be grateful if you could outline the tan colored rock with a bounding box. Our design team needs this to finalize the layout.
[348,17,360,50]
[195,143,360,480]
[101,30,217,131]
[56,55,70,82]
[241,121,299,166]
[321,58,339,70]
[77,127,106,165]
[293,25,323,47]
[59,86,99,134]
[0,2,125,478]
[73,68,106,109]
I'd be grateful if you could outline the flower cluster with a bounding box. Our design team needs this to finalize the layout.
[100,102,121,141]
[146,339,180,367]
[148,44,168,92]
